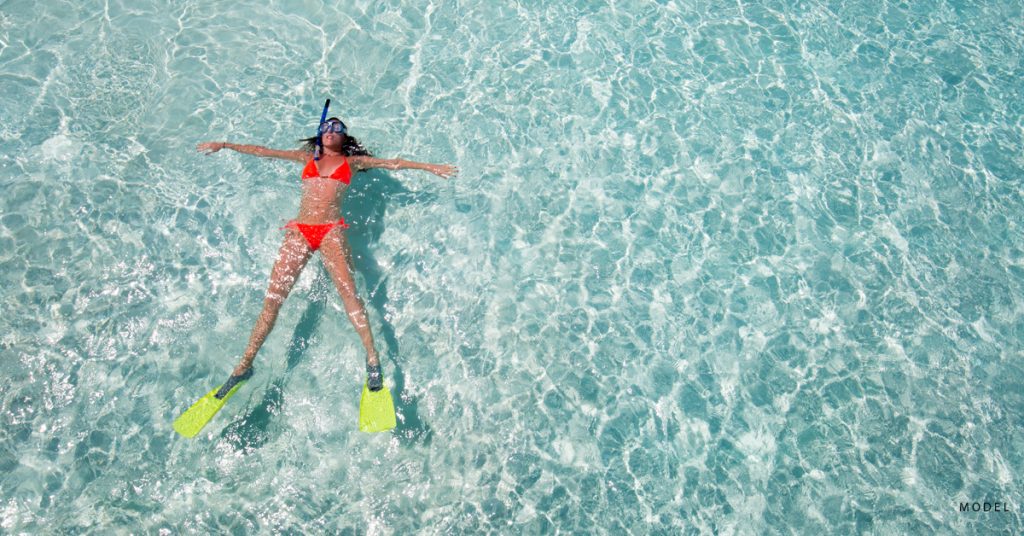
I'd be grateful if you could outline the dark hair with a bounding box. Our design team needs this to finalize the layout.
[298,117,373,160]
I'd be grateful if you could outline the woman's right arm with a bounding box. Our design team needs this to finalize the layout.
[197,142,308,162]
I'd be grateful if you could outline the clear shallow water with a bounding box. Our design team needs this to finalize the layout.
[1,0,1023,532]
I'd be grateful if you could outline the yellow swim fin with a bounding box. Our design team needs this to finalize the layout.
[359,382,396,433]
[173,371,250,438]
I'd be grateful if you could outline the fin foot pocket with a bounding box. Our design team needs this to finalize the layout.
[366,364,383,392]
[215,367,254,399]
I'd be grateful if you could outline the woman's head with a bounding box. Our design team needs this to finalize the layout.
[299,117,373,158]
[319,117,347,148]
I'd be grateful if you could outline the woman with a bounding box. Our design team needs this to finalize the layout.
[196,117,456,392]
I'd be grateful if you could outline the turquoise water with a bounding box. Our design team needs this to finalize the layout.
[2,0,1023,532]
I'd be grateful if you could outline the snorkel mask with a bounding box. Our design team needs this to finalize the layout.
[319,120,347,135]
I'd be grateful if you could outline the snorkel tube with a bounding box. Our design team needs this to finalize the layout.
[314,98,331,161]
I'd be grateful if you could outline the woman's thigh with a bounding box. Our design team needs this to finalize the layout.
[318,229,359,299]
[265,230,314,301]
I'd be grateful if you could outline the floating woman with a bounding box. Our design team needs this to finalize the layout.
[174,103,457,437]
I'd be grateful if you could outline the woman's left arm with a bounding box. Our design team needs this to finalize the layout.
[349,156,458,179]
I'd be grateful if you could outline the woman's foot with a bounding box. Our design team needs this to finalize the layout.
[366,363,383,392]
[216,367,254,399]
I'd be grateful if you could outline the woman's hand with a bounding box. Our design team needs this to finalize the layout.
[429,163,458,179]
[196,141,225,154]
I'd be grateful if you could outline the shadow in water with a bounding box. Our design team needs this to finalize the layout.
[222,169,434,450]
[222,290,326,451]
[346,171,435,446]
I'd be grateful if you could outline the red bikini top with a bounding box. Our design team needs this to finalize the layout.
[301,157,351,184]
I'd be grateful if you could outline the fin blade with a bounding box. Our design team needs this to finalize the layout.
[359,383,397,433]
[173,381,246,438]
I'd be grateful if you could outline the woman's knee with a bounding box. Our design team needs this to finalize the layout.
[346,307,369,329]
[265,287,288,304]
[266,272,299,302]
[340,291,365,312]
[259,296,284,321]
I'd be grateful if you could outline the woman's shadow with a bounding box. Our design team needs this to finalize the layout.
[222,170,435,450]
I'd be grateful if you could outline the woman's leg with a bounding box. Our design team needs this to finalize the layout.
[318,228,379,368]
[232,230,313,375]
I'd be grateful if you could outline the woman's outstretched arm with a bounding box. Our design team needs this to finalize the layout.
[197,142,309,162]
[348,156,458,179]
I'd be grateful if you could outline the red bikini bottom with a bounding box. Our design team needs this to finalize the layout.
[282,218,349,251]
